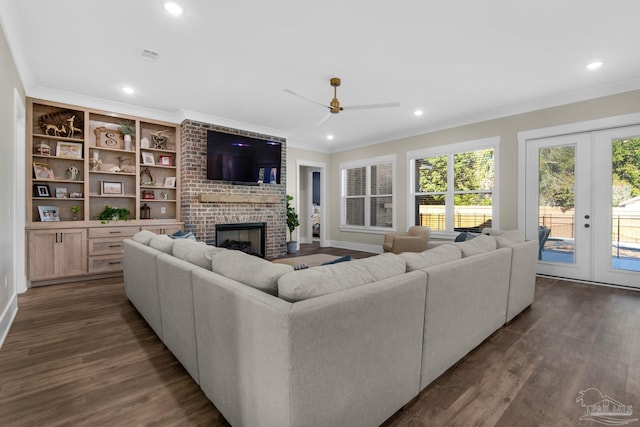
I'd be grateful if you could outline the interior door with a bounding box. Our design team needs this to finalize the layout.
[525,133,592,281]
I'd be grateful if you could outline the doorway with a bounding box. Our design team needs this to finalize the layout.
[522,126,640,288]
[297,161,326,247]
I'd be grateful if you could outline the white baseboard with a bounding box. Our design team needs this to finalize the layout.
[0,292,18,349]
[325,240,383,254]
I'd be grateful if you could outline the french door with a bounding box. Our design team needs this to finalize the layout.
[525,126,640,288]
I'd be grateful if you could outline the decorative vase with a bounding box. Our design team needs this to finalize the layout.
[287,241,298,254]
[124,134,133,151]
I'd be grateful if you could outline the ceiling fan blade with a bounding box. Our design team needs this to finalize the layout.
[316,112,333,127]
[342,102,400,111]
[283,89,329,109]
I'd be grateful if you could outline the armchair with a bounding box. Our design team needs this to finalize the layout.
[383,226,431,254]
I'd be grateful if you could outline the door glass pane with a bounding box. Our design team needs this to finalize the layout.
[538,146,575,264]
[415,195,445,230]
[611,137,640,271]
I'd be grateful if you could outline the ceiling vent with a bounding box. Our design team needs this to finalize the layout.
[139,49,159,62]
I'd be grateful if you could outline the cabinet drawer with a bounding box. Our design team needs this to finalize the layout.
[89,239,125,256]
[89,255,124,273]
[89,226,138,239]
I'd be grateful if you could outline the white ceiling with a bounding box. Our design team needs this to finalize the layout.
[3,0,640,152]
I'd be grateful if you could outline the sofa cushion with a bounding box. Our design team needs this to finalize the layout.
[482,229,526,248]
[454,234,496,257]
[277,253,406,302]
[172,239,225,270]
[149,234,174,254]
[132,230,156,245]
[399,244,462,272]
[210,250,293,295]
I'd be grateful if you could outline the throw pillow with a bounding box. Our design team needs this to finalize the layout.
[320,255,351,265]
[170,230,197,241]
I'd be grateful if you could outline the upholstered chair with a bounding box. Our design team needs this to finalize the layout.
[383,226,431,254]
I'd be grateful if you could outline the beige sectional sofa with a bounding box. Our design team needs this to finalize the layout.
[123,230,536,426]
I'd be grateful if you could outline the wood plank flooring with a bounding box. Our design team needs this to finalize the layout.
[1,245,639,426]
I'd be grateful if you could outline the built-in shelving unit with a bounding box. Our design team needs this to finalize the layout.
[26,98,182,285]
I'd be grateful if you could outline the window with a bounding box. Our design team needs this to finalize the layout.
[341,155,395,232]
[409,137,499,234]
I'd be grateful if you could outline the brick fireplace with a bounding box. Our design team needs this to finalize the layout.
[179,120,287,259]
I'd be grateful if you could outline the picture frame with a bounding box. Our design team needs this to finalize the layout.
[33,184,51,197]
[33,162,55,180]
[101,180,124,195]
[38,205,60,222]
[159,155,172,166]
[141,152,155,165]
[69,191,83,198]
[56,141,83,159]
[164,177,176,188]
[94,127,124,149]
[142,190,155,199]
[56,187,68,198]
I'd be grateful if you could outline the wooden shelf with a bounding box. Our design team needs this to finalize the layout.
[32,134,84,143]
[33,179,84,184]
[33,154,84,161]
[89,171,136,176]
[90,194,136,199]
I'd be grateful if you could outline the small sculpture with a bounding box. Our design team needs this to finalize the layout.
[151,130,169,149]
[45,123,66,136]
[65,116,83,138]
[140,167,155,185]
[140,137,150,149]
[66,164,80,181]
[109,165,122,173]
[90,151,102,171]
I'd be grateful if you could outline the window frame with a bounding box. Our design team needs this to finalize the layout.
[407,137,500,239]
[340,154,396,234]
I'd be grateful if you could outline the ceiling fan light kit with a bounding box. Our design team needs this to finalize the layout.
[284,77,400,127]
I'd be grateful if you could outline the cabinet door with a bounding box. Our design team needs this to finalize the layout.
[28,230,58,280]
[141,224,184,235]
[58,229,87,277]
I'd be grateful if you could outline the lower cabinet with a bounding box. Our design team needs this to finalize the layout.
[28,222,185,284]
[28,229,87,281]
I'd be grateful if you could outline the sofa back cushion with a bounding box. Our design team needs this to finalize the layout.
[172,239,226,270]
[277,253,406,302]
[132,230,156,245]
[399,244,462,272]
[210,250,293,295]
[149,234,175,254]
[481,228,526,248]
[453,234,496,257]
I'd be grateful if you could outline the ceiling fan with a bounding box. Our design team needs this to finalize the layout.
[284,77,400,126]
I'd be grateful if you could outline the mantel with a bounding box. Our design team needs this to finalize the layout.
[198,193,282,204]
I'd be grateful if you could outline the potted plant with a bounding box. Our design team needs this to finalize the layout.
[286,195,300,254]
[119,121,135,151]
[97,205,131,224]
[70,205,81,221]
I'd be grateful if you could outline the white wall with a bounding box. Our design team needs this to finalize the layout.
[0,17,25,347]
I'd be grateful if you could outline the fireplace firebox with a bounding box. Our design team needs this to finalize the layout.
[215,222,266,258]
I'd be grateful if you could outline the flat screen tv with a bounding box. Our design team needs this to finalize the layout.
[206,130,282,184]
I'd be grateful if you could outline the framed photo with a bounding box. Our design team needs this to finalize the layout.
[141,152,155,165]
[101,180,123,195]
[142,190,155,199]
[33,162,55,180]
[38,205,60,222]
[69,191,83,198]
[56,187,68,198]
[33,184,51,197]
[56,142,83,159]
[159,155,172,166]
[94,127,124,149]
[164,177,176,188]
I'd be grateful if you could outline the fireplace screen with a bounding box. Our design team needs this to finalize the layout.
[215,222,266,258]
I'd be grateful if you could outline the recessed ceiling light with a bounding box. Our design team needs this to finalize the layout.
[164,2,183,16]
[414,109,424,117]
[327,134,334,141]
[121,86,135,95]
[586,61,603,71]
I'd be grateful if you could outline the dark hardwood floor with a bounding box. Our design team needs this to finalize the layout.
[1,245,639,426]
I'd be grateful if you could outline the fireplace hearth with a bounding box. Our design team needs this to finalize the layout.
[215,222,266,258]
